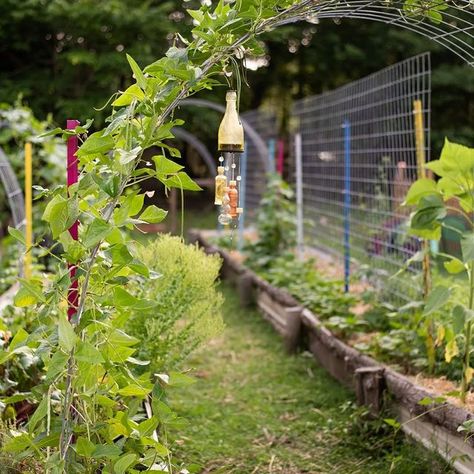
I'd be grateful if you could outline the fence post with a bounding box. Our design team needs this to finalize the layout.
[267,138,276,173]
[295,133,304,258]
[24,142,32,279]
[413,99,431,299]
[277,139,284,176]
[67,119,79,321]
[343,120,351,293]
[237,146,247,251]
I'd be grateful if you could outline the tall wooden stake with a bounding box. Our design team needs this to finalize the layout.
[24,142,33,279]
[67,120,79,321]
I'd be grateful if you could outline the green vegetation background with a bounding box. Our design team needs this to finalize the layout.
[0,0,472,154]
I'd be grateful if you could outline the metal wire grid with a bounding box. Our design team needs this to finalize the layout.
[273,0,474,67]
[292,53,431,302]
[241,108,278,222]
[0,147,25,230]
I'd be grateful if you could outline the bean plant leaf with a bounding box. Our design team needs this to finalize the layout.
[140,205,168,224]
[27,396,49,433]
[42,195,78,238]
[114,453,137,474]
[461,232,474,263]
[112,84,144,107]
[163,171,202,191]
[423,285,451,315]
[153,155,183,176]
[83,218,112,248]
[77,131,114,158]
[453,305,466,334]
[58,316,76,352]
[445,338,459,363]
[444,257,465,274]
[8,226,26,245]
[75,437,96,457]
[126,54,146,90]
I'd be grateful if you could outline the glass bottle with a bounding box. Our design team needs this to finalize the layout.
[218,91,244,152]
[214,166,227,205]
[228,180,238,218]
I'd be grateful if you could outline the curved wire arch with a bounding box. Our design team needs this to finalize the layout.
[272,0,474,67]
[172,127,216,173]
[0,146,25,230]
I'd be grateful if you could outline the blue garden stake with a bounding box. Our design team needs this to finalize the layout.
[237,146,248,251]
[267,138,276,173]
[343,120,351,293]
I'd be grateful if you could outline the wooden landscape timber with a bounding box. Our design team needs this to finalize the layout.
[188,229,474,474]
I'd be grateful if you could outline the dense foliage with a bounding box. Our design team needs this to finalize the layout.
[128,235,223,373]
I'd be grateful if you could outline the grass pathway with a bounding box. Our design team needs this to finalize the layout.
[172,284,452,473]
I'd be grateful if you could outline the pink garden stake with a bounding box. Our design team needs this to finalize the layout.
[67,119,79,320]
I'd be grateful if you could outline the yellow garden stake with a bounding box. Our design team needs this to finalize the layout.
[24,142,33,279]
[414,99,434,371]
[413,100,431,298]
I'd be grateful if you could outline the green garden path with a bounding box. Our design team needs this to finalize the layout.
[172,284,451,474]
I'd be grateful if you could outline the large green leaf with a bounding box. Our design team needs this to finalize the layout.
[140,205,168,224]
[424,285,451,315]
[126,54,146,90]
[114,453,138,474]
[404,178,437,206]
[77,131,114,158]
[83,218,112,248]
[461,232,474,263]
[58,314,77,352]
[112,84,144,107]
[162,171,202,191]
[439,137,474,173]
[42,195,78,238]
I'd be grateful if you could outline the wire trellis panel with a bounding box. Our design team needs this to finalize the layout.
[241,108,278,222]
[292,52,431,303]
[272,0,474,68]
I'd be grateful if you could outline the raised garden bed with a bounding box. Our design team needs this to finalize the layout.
[189,229,474,474]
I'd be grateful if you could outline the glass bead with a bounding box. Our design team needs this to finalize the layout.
[231,163,236,169]
[236,176,241,181]
[218,156,224,162]
[218,213,232,225]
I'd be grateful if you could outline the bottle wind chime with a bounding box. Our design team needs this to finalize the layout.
[215,90,244,227]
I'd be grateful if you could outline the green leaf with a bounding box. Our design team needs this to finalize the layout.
[424,285,451,315]
[113,287,138,307]
[77,131,114,158]
[8,226,25,245]
[163,171,202,191]
[75,341,104,364]
[439,137,474,173]
[112,84,144,107]
[110,244,133,265]
[28,396,48,433]
[461,232,474,263]
[92,444,121,459]
[108,329,139,347]
[83,218,112,248]
[9,328,28,351]
[444,258,465,274]
[168,371,196,387]
[137,416,159,437]
[42,195,78,238]
[140,205,168,224]
[75,437,96,457]
[453,305,466,334]
[117,384,151,397]
[153,155,183,176]
[58,314,77,352]
[126,54,146,90]
[114,453,137,474]
[404,178,437,206]
[14,279,44,307]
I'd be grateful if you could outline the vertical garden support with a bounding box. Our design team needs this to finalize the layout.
[295,133,303,258]
[67,119,79,321]
[24,142,32,279]
[268,138,276,173]
[237,147,247,251]
[413,99,431,299]
[277,139,284,176]
[343,120,351,293]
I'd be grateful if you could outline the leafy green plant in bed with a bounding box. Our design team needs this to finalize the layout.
[127,235,223,373]
[405,138,474,402]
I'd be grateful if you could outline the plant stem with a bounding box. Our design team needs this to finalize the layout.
[461,261,474,403]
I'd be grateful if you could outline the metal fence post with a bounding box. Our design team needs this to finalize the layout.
[295,133,304,258]
[343,120,351,293]
[268,138,276,173]
[238,147,248,251]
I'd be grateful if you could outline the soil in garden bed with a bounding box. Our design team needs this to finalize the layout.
[170,283,453,474]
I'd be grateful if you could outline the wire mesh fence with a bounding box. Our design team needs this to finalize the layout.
[292,52,431,303]
[241,108,278,223]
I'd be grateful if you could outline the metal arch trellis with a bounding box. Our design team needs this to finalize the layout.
[273,0,474,67]
[0,146,25,231]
